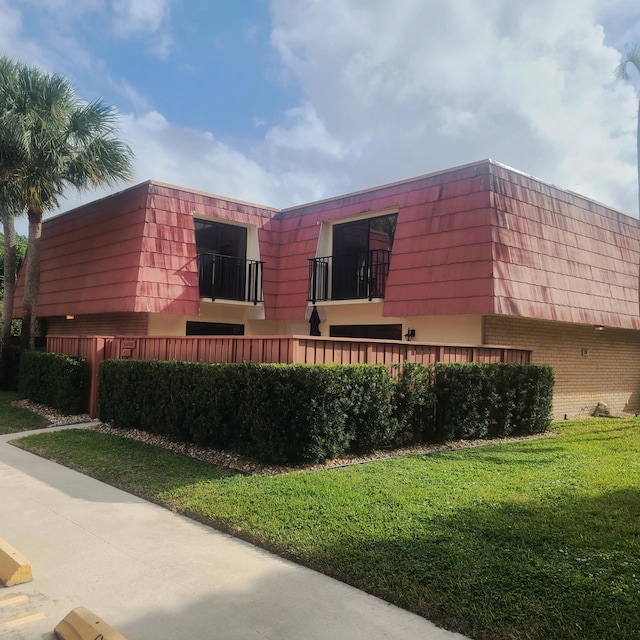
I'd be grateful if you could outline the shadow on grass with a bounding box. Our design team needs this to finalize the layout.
[425,444,568,469]
[293,487,640,640]
[9,427,640,639]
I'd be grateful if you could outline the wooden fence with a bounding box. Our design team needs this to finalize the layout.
[47,334,532,418]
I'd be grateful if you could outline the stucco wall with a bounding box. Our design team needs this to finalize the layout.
[311,302,483,344]
[147,303,282,336]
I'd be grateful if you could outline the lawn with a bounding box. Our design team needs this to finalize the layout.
[0,391,50,433]
[13,419,640,640]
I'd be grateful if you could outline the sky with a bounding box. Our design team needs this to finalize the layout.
[2,0,640,235]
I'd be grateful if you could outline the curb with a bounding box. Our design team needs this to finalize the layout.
[0,538,32,587]
[55,606,127,640]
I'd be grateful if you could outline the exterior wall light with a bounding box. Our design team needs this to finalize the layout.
[65,315,74,320]
[594,325,604,331]
[404,328,415,341]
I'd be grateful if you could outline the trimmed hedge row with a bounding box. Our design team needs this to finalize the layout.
[20,350,90,414]
[98,359,554,464]
[398,362,554,442]
[99,360,395,464]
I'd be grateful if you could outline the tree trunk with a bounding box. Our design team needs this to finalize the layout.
[1,214,17,388]
[21,207,42,351]
[1,214,16,349]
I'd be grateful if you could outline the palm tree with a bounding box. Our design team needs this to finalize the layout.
[0,56,26,383]
[615,44,640,216]
[0,205,20,349]
[0,59,134,349]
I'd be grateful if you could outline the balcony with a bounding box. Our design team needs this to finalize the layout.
[197,252,264,304]
[307,249,391,303]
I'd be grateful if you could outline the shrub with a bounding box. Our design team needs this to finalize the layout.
[237,364,350,463]
[0,344,21,391]
[20,350,90,414]
[434,363,491,441]
[98,358,553,463]
[336,364,397,453]
[433,362,554,440]
[393,362,436,445]
[98,360,396,464]
[184,362,245,449]
[509,364,555,435]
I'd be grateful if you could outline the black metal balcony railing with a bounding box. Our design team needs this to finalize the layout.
[307,249,391,303]
[197,252,264,304]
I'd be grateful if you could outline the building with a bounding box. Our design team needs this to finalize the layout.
[15,159,640,418]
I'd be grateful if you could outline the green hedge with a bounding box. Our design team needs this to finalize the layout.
[20,350,90,414]
[99,360,397,464]
[0,344,21,391]
[393,362,436,445]
[433,362,554,441]
[98,359,554,464]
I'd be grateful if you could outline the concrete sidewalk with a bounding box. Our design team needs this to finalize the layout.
[0,426,468,640]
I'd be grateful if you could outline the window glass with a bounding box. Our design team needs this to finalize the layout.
[332,213,397,256]
[186,321,245,336]
[195,220,247,258]
[329,324,403,341]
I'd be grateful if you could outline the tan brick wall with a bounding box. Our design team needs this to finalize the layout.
[484,315,640,419]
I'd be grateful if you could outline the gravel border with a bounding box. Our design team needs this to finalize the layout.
[13,397,559,476]
[11,399,93,426]
[88,424,559,477]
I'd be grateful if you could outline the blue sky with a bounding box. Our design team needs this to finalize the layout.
[2,0,640,234]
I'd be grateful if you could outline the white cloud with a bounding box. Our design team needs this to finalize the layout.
[0,0,42,66]
[268,0,640,213]
[111,80,155,114]
[111,0,174,56]
[4,0,640,229]
[55,109,327,218]
[266,102,345,158]
[112,0,172,36]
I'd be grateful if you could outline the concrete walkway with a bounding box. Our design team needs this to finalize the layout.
[0,425,469,640]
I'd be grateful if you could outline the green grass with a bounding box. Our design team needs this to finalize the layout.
[14,419,640,640]
[0,391,50,433]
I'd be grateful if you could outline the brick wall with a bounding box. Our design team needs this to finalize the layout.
[47,313,149,337]
[484,315,640,419]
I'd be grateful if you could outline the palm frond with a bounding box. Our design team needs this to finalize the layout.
[0,58,134,214]
[615,44,640,81]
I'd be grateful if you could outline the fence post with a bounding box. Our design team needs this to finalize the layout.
[87,337,105,419]
[292,336,305,364]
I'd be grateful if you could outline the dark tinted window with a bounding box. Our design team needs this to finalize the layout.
[195,220,247,258]
[186,321,245,336]
[332,213,396,256]
[329,324,402,341]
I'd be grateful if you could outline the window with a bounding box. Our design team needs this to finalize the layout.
[194,220,260,301]
[329,324,402,341]
[194,219,247,258]
[186,321,245,336]
[330,213,397,300]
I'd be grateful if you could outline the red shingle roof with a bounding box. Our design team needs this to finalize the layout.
[16,160,640,330]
